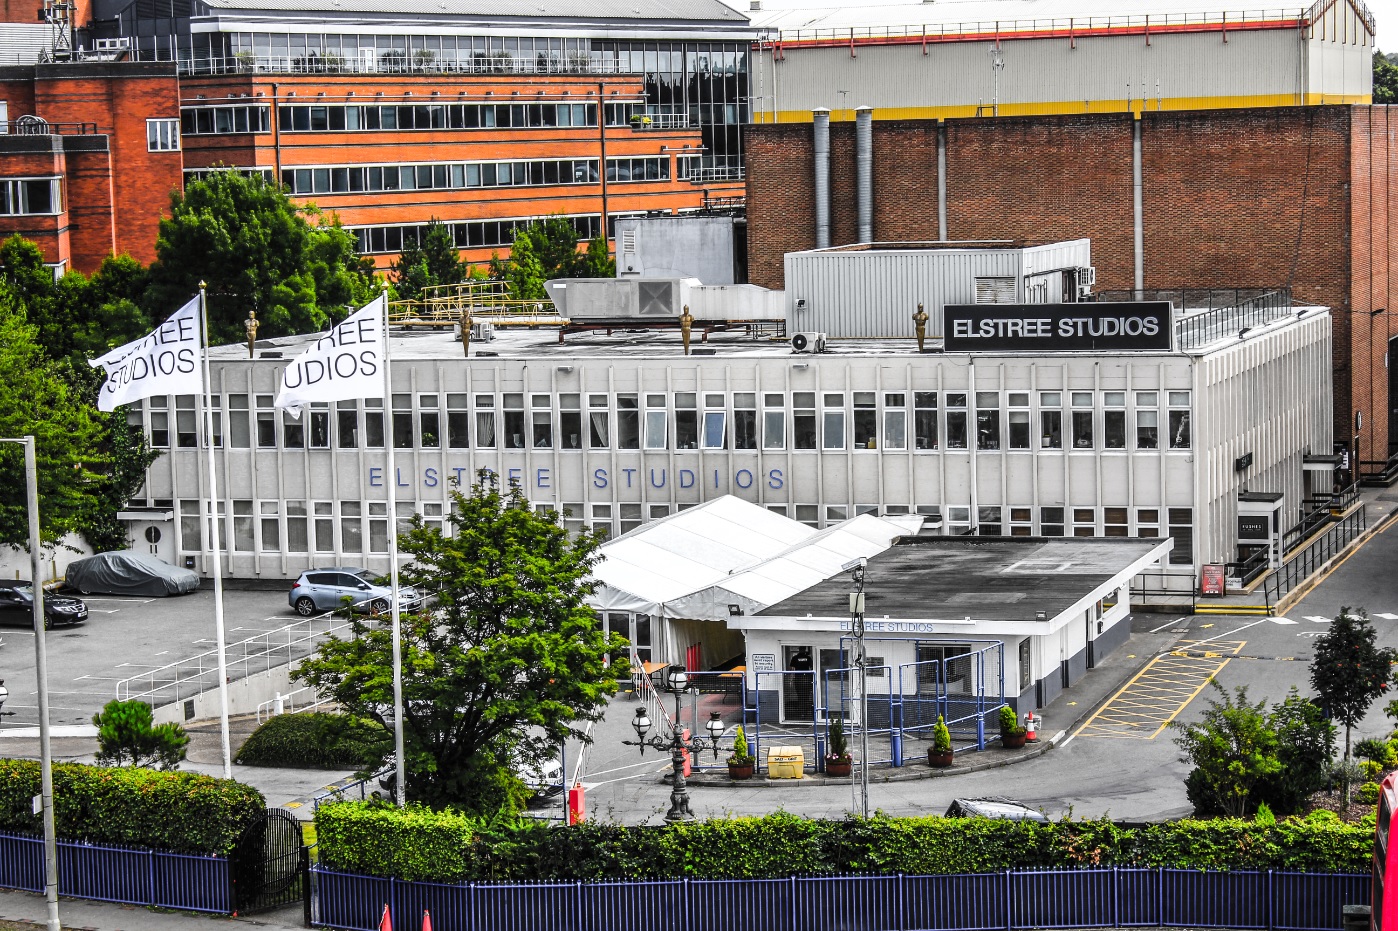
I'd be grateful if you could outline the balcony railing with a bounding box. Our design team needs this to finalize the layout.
[174,52,644,78]
[0,118,99,135]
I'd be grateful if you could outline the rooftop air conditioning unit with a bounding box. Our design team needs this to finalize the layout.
[471,321,496,342]
[791,331,827,354]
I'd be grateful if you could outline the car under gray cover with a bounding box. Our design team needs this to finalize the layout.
[64,551,201,597]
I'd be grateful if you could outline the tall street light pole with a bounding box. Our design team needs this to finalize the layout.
[3,436,61,931]
[843,556,869,819]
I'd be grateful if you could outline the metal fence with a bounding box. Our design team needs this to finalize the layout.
[0,831,230,914]
[310,867,1369,931]
[1263,506,1367,605]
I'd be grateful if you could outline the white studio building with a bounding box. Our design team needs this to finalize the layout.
[124,242,1333,637]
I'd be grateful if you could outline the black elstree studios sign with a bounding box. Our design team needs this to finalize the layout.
[943,302,1174,353]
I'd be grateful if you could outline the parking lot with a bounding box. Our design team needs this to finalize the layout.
[0,587,297,729]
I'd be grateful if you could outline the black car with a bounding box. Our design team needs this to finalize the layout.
[0,582,88,629]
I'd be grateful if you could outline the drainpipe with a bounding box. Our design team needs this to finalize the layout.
[937,120,948,241]
[855,106,873,243]
[1132,117,1144,298]
[812,107,831,249]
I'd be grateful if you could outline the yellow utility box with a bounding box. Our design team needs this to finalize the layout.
[766,746,805,779]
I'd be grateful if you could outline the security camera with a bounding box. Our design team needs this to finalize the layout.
[840,557,867,573]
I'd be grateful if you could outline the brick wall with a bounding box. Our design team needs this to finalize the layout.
[744,105,1398,451]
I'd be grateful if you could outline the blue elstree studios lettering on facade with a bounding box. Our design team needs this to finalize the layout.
[368,466,785,491]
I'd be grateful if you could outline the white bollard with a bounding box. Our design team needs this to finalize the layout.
[273,692,284,716]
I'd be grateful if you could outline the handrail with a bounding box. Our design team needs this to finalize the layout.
[255,685,329,724]
[0,119,100,136]
[1224,549,1269,588]
[1263,506,1367,604]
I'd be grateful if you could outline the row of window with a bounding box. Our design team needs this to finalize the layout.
[171,497,1193,566]
[181,105,271,135]
[276,102,601,133]
[0,178,60,216]
[280,158,600,195]
[140,391,1193,453]
[350,215,601,255]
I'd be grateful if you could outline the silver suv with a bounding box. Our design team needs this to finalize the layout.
[288,567,424,617]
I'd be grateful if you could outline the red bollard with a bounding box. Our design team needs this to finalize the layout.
[567,782,585,824]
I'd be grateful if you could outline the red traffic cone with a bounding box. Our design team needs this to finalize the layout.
[1024,712,1038,742]
[379,903,392,931]
[422,909,433,931]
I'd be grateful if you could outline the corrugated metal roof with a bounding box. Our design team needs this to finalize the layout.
[738,0,1342,34]
[199,0,750,24]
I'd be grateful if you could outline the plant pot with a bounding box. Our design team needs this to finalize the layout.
[1001,730,1028,750]
[927,748,955,768]
[825,757,853,777]
[728,761,754,780]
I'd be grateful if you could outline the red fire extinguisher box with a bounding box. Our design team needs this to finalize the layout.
[567,783,585,825]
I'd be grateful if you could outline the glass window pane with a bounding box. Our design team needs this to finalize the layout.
[702,411,725,449]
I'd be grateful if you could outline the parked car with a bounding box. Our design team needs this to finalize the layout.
[288,568,424,617]
[64,551,200,596]
[944,797,1050,823]
[0,581,88,629]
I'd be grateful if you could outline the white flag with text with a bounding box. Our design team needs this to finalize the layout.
[274,295,385,416]
[89,297,204,412]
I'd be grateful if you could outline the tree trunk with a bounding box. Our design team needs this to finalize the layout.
[1343,723,1353,808]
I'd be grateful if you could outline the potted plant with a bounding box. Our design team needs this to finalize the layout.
[727,725,754,780]
[928,715,954,767]
[825,717,853,777]
[999,705,1027,750]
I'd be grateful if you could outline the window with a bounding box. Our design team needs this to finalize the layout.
[1169,391,1191,449]
[644,394,668,449]
[1103,392,1126,449]
[914,392,937,450]
[976,392,1000,450]
[531,394,553,448]
[313,502,334,552]
[1136,391,1159,449]
[447,394,470,448]
[259,502,280,552]
[309,405,331,448]
[822,393,845,450]
[392,394,413,449]
[419,394,441,448]
[282,157,597,193]
[1072,508,1096,537]
[1168,508,1194,565]
[559,394,582,449]
[853,392,877,449]
[334,401,358,448]
[827,505,848,522]
[175,396,197,448]
[794,504,819,527]
[617,395,640,449]
[146,118,180,151]
[1136,508,1160,538]
[1009,507,1033,537]
[233,500,255,551]
[1040,392,1062,449]
[475,395,496,449]
[180,105,270,135]
[179,500,201,551]
[619,502,643,534]
[590,503,613,537]
[255,396,275,447]
[422,502,444,535]
[0,178,61,215]
[606,156,670,182]
[281,409,304,449]
[1071,392,1093,449]
[883,393,907,450]
[149,398,170,447]
[503,394,525,449]
[1003,393,1030,450]
[762,393,785,450]
[733,393,757,450]
[286,501,309,553]
[363,398,384,448]
[1104,507,1129,537]
[945,393,968,449]
[588,394,609,448]
[675,393,698,449]
[340,502,363,553]
[793,392,817,449]
[369,502,389,553]
[1041,506,1065,537]
[702,394,726,449]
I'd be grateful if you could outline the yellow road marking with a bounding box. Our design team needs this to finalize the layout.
[1074,640,1245,740]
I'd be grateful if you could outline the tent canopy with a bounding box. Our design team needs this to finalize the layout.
[587,496,921,619]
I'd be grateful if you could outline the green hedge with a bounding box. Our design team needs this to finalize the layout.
[0,759,264,855]
[235,712,391,770]
[314,803,1374,883]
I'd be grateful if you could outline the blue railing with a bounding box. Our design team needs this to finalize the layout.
[0,831,230,914]
[312,867,1370,931]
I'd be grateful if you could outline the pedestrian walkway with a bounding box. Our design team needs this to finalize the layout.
[0,889,301,931]
[1073,638,1245,740]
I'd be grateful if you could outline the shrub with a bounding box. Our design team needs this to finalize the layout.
[827,718,850,761]
[92,699,188,770]
[730,726,752,765]
[932,716,952,753]
[235,712,391,770]
[313,804,1373,883]
[1359,782,1382,805]
[1361,760,1385,781]
[0,759,263,854]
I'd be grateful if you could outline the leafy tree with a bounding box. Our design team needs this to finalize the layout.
[1255,689,1334,814]
[1310,607,1395,804]
[82,405,161,552]
[1375,51,1398,104]
[92,699,190,770]
[296,474,628,812]
[0,284,107,548]
[522,215,583,280]
[392,219,466,303]
[146,171,377,344]
[497,229,548,301]
[1172,682,1283,818]
[578,235,616,278]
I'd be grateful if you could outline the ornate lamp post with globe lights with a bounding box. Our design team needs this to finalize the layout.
[625,667,727,823]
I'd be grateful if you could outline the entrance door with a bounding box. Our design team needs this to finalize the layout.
[781,644,815,722]
[818,648,848,723]
[132,521,175,564]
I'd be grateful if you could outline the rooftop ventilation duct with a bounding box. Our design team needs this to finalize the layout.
[813,108,831,249]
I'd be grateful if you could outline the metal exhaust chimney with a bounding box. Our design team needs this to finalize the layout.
[813,107,831,249]
[855,106,873,243]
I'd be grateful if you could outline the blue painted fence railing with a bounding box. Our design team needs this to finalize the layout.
[312,867,1371,931]
[0,830,230,914]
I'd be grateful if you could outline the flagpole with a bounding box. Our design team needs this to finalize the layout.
[198,282,234,780]
[382,285,406,807]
